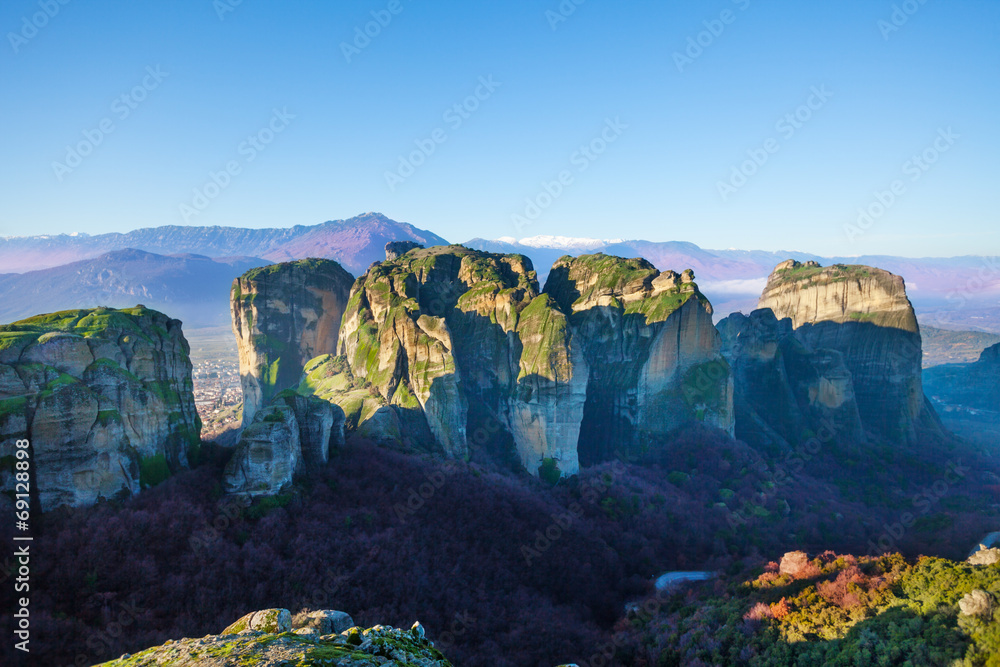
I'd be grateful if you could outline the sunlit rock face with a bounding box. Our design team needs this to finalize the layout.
[756,260,939,445]
[231,258,354,426]
[544,255,733,466]
[0,306,200,511]
[238,245,733,480]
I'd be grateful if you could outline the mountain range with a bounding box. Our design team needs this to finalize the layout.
[2,213,997,332]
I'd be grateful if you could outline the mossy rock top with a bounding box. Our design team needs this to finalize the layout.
[0,305,171,355]
[239,257,354,285]
[96,613,452,667]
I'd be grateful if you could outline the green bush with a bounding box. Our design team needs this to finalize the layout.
[538,458,562,486]
[139,454,171,489]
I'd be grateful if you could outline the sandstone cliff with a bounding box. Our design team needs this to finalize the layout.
[338,245,543,463]
[718,308,864,451]
[231,258,354,426]
[757,260,936,444]
[545,255,733,464]
[94,608,452,666]
[238,245,733,479]
[223,388,346,496]
[0,306,200,511]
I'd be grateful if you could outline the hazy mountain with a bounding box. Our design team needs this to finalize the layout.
[2,215,996,332]
[0,249,270,328]
[0,212,447,276]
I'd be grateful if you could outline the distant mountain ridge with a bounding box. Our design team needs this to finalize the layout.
[0,250,270,328]
[2,214,996,332]
[0,212,447,276]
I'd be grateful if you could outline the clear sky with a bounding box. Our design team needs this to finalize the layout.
[1,0,997,257]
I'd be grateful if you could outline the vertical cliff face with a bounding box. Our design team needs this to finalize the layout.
[757,260,931,444]
[0,306,200,511]
[237,245,733,480]
[231,259,354,426]
[545,255,733,465]
[718,309,864,451]
[338,245,545,462]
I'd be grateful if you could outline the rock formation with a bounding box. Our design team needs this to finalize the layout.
[338,245,541,462]
[0,306,200,511]
[231,258,354,426]
[385,240,424,261]
[545,255,733,465]
[717,308,864,451]
[757,260,938,444]
[234,245,733,480]
[94,608,452,666]
[223,390,345,496]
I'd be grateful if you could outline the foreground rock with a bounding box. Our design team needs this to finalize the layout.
[95,609,452,667]
[231,258,354,426]
[0,306,200,511]
[757,260,940,445]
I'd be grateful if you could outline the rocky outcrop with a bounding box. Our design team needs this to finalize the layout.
[0,306,200,511]
[239,246,732,479]
[758,260,935,444]
[385,240,424,261]
[223,390,345,496]
[545,255,733,465]
[718,309,864,451]
[95,609,452,666]
[231,258,354,426]
[338,245,541,463]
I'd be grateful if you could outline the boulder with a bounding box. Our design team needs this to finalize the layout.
[545,254,733,464]
[959,590,994,617]
[292,609,355,636]
[222,608,292,635]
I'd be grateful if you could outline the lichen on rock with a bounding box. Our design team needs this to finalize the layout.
[0,306,200,511]
[95,609,453,666]
[231,258,354,426]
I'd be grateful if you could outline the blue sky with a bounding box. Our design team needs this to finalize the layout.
[1,0,997,257]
